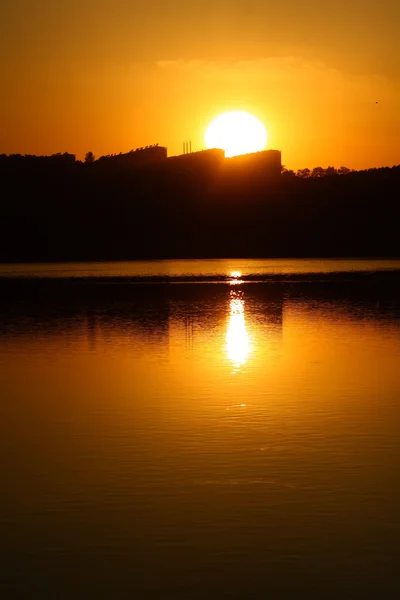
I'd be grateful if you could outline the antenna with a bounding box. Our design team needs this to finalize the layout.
[190,141,192,154]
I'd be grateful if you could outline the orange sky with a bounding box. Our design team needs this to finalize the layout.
[0,0,399,169]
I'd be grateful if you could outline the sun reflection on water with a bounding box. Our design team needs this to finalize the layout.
[229,271,243,285]
[226,289,251,371]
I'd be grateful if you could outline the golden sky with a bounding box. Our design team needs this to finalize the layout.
[0,0,399,169]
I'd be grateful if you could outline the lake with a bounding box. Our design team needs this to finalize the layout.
[1,259,399,599]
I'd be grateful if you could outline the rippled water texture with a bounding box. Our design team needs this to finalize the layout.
[0,260,399,599]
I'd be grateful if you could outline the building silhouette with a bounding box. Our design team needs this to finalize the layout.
[97,145,167,167]
[95,144,281,178]
[224,150,282,178]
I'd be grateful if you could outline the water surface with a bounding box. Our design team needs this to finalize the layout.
[1,260,399,598]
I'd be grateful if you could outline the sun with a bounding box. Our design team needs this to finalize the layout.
[205,111,267,158]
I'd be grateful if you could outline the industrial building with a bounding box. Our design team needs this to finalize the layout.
[170,146,281,178]
[224,149,282,178]
[96,145,167,166]
[168,148,225,167]
[96,144,281,178]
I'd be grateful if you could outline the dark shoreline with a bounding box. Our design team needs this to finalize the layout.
[1,161,399,262]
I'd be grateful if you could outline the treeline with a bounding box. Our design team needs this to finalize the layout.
[0,153,399,261]
[282,165,396,178]
[284,165,352,178]
[0,152,76,165]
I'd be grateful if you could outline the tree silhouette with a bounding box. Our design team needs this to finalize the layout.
[325,166,337,177]
[338,166,351,176]
[281,166,296,178]
[297,168,311,178]
[85,151,96,163]
[311,166,325,178]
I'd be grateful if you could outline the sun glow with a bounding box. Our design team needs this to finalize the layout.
[205,111,267,158]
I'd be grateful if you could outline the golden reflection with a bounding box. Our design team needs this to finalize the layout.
[226,290,251,371]
[229,271,244,286]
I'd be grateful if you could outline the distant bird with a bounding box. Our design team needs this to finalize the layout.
[376,101,379,104]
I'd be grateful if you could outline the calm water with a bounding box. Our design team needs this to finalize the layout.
[1,260,400,599]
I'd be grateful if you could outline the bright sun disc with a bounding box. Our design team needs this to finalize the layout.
[205,111,267,157]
